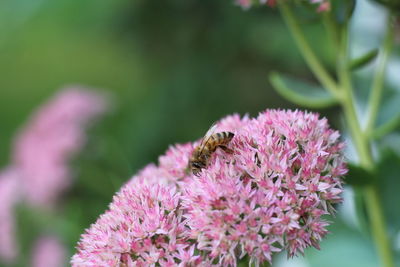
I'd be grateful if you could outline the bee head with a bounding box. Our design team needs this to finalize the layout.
[188,146,208,176]
[189,161,204,175]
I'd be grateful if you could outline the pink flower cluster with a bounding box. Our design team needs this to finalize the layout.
[72,110,346,266]
[73,183,204,266]
[236,0,331,12]
[0,87,107,264]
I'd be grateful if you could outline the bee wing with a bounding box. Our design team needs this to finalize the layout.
[198,122,218,153]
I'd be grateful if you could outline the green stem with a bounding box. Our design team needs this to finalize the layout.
[278,2,342,100]
[340,67,394,267]
[322,12,340,53]
[341,93,372,167]
[279,3,394,266]
[336,24,372,166]
[365,13,395,136]
[337,21,394,267]
[364,186,394,267]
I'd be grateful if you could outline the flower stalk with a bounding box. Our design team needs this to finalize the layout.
[278,3,395,267]
[337,19,394,267]
[365,12,395,136]
[278,1,341,100]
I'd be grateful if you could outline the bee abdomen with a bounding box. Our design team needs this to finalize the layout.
[225,132,234,140]
[217,132,234,143]
[211,131,234,146]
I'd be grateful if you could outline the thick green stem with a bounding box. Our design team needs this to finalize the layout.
[322,12,340,53]
[279,3,394,267]
[365,13,395,136]
[336,25,372,166]
[278,2,342,100]
[364,186,394,267]
[341,95,372,166]
[337,21,394,267]
[341,81,393,267]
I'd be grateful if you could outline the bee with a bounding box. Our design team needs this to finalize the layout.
[188,123,234,176]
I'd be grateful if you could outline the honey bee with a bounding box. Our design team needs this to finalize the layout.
[188,123,234,176]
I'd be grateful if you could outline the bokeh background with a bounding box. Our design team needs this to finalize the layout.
[0,0,397,266]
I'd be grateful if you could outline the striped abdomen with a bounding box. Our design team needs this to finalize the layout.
[206,132,234,152]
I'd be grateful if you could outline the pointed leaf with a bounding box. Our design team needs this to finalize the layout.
[305,219,380,267]
[346,163,376,186]
[349,49,379,71]
[269,72,338,108]
[376,149,400,232]
[370,0,400,12]
[332,0,356,23]
[373,90,400,138]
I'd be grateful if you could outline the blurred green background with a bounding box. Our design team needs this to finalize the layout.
[1,0,394,266]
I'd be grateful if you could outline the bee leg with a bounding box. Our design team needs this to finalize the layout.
[219,145,234,154]
[184,166,191,176]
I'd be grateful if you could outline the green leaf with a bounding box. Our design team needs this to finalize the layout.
[371,0,400,12]
[372,90,400,138]
[276,218,380,267]
[349,49,379,71]
[269,72,338,108]
[332,0,356,23]
[346,163,376,186]
[306,219,380,267]
[376,148,400,233]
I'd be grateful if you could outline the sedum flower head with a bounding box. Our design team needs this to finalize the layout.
[182,110,345,265]
[72,183,203,266]
[72,109,346,266]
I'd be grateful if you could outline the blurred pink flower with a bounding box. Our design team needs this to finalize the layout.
[316,1,331,12]
[0,168,21,263]
[13,87,107,207]
[236,0,330,11]
[72,110,346,266]
[0,86,108,264]
[32,236,66,267]
[235,0,253,9]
